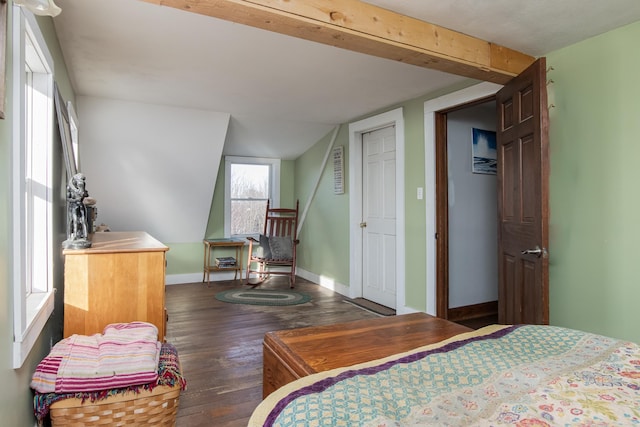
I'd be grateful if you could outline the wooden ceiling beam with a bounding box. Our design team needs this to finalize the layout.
[141,0,534,84]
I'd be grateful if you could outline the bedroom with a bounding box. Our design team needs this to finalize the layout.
[1,0,640,425]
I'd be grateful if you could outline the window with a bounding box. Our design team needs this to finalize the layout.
[67,100,79,168]
[12,6,55,368]
[224,156,280,237]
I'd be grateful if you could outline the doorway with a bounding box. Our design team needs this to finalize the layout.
[348,108,406,313]
[424,83,503,315]
[425,59,550,324]
[436,99,499,322]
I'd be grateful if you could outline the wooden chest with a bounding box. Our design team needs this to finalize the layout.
[262,312,472,397]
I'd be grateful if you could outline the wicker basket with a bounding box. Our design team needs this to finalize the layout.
[49,383,181,427]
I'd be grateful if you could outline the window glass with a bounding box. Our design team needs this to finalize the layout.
[224,157,280,237]
[230,163,270,235]
[12,6,55,368]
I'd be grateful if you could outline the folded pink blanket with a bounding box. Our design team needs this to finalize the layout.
[31,322,161,394]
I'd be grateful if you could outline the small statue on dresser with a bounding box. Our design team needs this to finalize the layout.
[63,173,93,249]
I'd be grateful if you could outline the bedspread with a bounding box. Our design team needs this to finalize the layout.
[249,324,640,426]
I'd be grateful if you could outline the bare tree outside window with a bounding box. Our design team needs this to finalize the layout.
[230,164,270,235]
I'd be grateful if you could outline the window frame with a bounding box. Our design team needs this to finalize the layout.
[66,100,79,170]
[12,6,56,369]
[224,156,280,238]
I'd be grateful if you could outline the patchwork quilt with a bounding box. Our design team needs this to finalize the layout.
[249,324,640,426]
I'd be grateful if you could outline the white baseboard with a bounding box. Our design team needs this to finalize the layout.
[295,268,351,297]
[296,268,419,315]
[166,273,202,285]
[166,271,242,285]
[397,305,420,315]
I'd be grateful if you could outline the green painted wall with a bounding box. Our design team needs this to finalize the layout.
[546,20,640,343]
[402,96,430,309]
[280,160,295,209]
[205,158,226,240]
[0,8,74,424]
[165,242,203,275]
[295,126,352,285]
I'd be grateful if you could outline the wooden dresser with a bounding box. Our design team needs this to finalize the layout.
[63,231,169,340]
[262,312,472,397]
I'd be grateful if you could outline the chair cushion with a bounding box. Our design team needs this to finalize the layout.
[253,234,272,259]
[268,236,293,260]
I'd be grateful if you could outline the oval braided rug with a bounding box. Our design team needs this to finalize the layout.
[215,289,311,306]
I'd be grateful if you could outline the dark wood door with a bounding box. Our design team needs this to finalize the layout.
[496,58,550,325]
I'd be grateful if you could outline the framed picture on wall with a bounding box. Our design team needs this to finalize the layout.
[471,128,497,175]
[333,145,344,194]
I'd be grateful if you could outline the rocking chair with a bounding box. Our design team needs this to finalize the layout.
[246,200,299,288]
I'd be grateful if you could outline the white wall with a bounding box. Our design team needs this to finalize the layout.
[77,96,230,243]
[447,102,498,308]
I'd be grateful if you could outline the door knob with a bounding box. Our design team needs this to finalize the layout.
[521,246,546,258]
[359,222,367,228]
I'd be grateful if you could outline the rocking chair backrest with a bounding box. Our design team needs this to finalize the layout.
[247,200,300,287]
[263,200,299,241]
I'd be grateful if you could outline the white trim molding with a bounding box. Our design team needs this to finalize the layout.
[296,267,351,297]
[348,108,408,313]
[224,156,281,238]
[423,82,502,315]
[12,6,56,369]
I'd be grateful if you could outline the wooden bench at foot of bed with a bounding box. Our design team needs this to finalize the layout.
[263,312,472,398]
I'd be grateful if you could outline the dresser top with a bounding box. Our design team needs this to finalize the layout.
[63,231,168,255]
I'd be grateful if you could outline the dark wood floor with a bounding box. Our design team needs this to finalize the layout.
[165,276,498,426]
[456,314,499,330]
[165,276,381,426]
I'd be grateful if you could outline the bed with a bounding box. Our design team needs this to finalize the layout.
[250,323,640,426]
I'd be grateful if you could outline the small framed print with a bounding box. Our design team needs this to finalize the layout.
[333,146,344,194]
[472,128,497,175]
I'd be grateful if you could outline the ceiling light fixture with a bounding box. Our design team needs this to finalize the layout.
[14,0,61,17]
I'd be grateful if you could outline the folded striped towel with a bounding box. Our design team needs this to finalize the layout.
[31,322,161,394]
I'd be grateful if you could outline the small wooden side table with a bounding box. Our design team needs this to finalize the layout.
[202,238,245,283]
